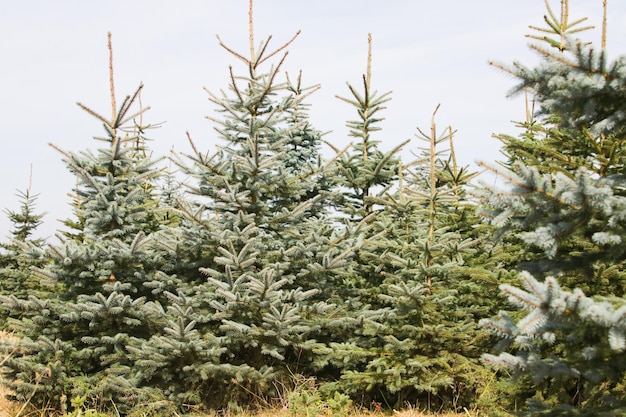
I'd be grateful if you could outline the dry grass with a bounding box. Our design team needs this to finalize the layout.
[0,394,473,417]
[0,384,18,416]
[218,409,470,417]
[193,409,470,417]
[0,331,19,416]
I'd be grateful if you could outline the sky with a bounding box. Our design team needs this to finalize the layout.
[1,1,626,240]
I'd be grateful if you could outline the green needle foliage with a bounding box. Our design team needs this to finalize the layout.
[128,13,361,411]
[0,35,174,413]
[6,1,622,415]
[478,1,626,415]
[0,182,48,303]
[325,105,498,411]
[333,34,405,220]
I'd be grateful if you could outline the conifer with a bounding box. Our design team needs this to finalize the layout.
[0,176,48,302]
[326,105,497,411]
[478,1,626,414]
[301,36,404,397]
[333,34,405,220]
[128,2,361,408]
[0,34,173,413]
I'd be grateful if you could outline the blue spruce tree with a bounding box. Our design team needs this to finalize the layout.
[0,178,48,303]
[478,1,626,415]
[127,4,361,410]
[0,34,174,414]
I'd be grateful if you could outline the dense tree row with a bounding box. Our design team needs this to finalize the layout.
[1,1,625,416]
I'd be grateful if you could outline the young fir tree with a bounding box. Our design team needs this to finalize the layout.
[332,34,405,220]
[0,178,48,302]
[478,1,626,414]
[301,36,412,398]
[128,4,361,409]
[327,34,407,309]
[325,106,500,411]
[0,34,174,413]
[483,0,614,295]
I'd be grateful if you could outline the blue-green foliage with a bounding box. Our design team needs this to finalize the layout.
[322,102,497,410]
[478,3,626,415]
[0,83,177,412]
[0,187,48,302]
[6,2,626,415]
[122,31,365,411]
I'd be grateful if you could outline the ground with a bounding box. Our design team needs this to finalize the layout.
[0,331,19,416]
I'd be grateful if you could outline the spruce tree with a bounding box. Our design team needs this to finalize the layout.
[325,104,498,411]
[478,1,626,414]
[306,37,495,411]
[332,34,405,220]
[0,34,173,413]
[0,179,48,301]
[300,35,406,400]
[128,4,360,409]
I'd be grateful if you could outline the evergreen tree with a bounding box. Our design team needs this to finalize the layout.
[332,34,405,220]
[300,35,405,400]
[482,0,625,293]
[325,105,499,411]
[128,6,360,409]
[0,34,173,413]
[0,179,48,301]
[478,1,626,414]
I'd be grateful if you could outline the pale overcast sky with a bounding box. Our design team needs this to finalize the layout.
[1,1,625,240]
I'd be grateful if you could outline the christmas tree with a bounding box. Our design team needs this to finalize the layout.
[478,1,626,414]
[0,34,174,413]
[127,3,361,409]
[0,175,48,302]
[326,102,497,411]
